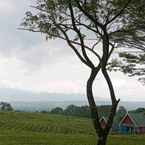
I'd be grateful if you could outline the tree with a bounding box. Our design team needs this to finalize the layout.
[21,0,142,144]
[64,105,80,116]
[51,107,64,114]
[134,108,145,113]
[0,102,13,111]
[108,0,145,84]
[109,52,145,84]
[117,106,127,120]
[64,105,91,118]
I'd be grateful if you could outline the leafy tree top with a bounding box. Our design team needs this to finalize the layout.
[21,0,145,69]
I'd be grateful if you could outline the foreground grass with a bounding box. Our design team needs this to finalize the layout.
[0,111,144,145]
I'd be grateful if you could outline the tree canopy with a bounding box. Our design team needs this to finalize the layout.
[0,102,13,111]
[108,0,145,83]
[22,0,145,77]
[22,0,138,67]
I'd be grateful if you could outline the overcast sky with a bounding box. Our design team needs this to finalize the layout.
[0,0,145,102]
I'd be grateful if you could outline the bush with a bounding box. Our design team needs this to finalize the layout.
[0,102,13,111]
[50,107,64,114]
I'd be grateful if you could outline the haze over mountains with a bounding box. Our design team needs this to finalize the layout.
[0,87,145,112]
[10,101,145,112]
[0,87,85,101]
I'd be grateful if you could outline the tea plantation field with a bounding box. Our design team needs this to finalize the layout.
[0,111,144,145]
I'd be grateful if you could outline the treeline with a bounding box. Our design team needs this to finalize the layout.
[1,101,145,119]
[47,105,145,118]
[0,102,13,111]
[50,105,91,118]
[47,105,114,118]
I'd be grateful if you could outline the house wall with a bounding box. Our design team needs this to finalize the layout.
[136,127,145,134]
[119,115,135,134]
[121,115,134,126]
[119,125,135,134]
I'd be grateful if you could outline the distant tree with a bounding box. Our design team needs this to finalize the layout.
[64,105,91,118]
[51,107,64,114]
[21,0,144,144]
[134,108,145,113]
[0,102,13,111]
[117,106,127,118]
[79,105,91,118]
[41,110,48,113]
[52,105,114,119]
[64,105,80,116]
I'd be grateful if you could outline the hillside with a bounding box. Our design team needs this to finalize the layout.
[0,111,145,145]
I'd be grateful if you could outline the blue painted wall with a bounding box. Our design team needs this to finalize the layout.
[119,125,135,134]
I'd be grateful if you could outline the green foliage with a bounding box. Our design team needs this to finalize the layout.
[50,107,64,114]
[50,105,113,118]
[0,102,13,111]
[50,105,91,118]
[21,0,144,49]
[22,0,145,83]
[0,112,145,145]
[64,105,91,118]
[117,106,127,114]
[109,51,145,83]
[131,108,145,114]
[109,0,145,84]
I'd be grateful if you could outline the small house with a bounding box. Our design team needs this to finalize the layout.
[119,112,145,134]
[98,106,145,134]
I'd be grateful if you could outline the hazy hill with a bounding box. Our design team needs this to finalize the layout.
[10,101,145,112]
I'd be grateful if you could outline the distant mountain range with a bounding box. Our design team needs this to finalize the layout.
[0,87,145,112]
[0,87,86,101]
[10,101,145,112]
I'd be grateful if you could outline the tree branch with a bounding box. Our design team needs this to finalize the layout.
[68,1,95,68]
[105,0,132,25]
[75,0,104,29]
[87,65,103,134]
[108,42,115,60]
[55,24,91,68]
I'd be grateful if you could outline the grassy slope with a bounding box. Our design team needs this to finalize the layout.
[0,111,145,145]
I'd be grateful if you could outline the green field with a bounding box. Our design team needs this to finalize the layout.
[0,111,144,145]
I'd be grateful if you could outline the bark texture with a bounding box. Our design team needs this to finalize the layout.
[97,136,107,145]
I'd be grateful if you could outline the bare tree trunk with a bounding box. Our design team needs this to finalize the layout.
[97,135,107,145]
[87,68,102,134]
[87,69,108,145]
[87,69,117,145]
[86,31,119,145]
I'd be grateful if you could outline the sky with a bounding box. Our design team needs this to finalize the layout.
[0,0,145,102]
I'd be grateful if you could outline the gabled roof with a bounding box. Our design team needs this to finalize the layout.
[119,113,137,126]
[97,106,145,127]
[129,112,145,127]
[118,112,145,127]
[114,111,126,124]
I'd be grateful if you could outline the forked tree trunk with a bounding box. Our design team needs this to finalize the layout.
[87,69,108,145]
[85,27,119,145]
[87,68,118,145]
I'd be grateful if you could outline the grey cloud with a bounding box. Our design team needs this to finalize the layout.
[0,0,73,71]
